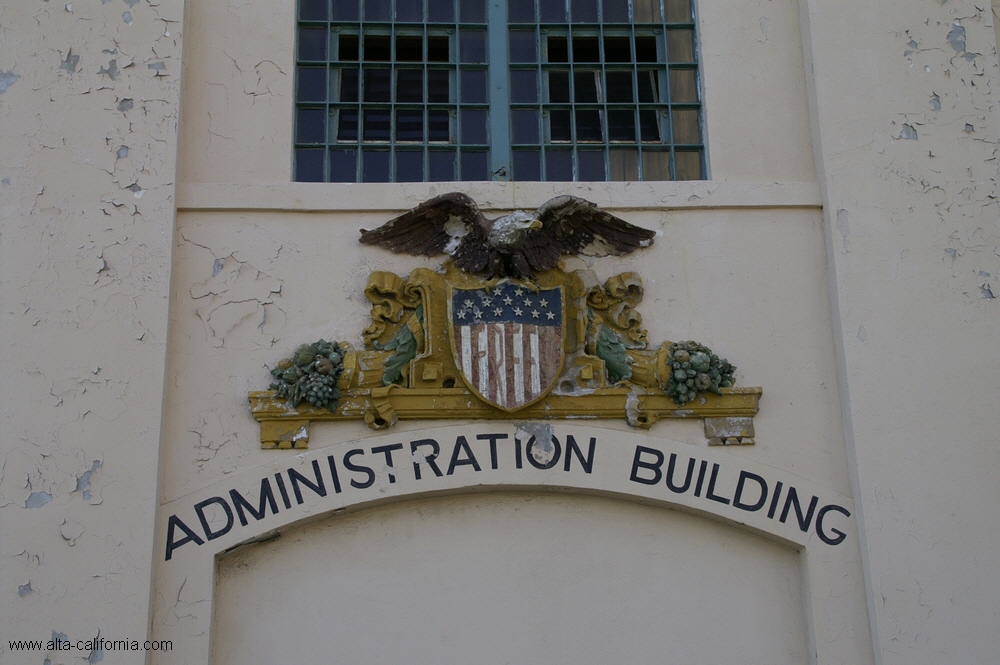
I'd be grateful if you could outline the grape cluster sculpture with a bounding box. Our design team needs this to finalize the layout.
[269,339,345,412]
[662,340,736,406]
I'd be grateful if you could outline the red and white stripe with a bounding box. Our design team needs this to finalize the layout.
[455,323,560,409]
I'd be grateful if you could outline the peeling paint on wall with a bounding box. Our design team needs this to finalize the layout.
[59,50,80,74]
[1,0,183,652]
[74,461,102,501]
[59,518,84,546]
[24,492,53,509]
[0,70,19,94]
[98,59,119,80]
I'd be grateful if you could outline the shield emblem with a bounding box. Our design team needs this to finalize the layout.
[449,282,565,412]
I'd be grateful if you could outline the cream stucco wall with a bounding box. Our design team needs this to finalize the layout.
[0,0,181,661]
[214,493,811,664]
[2,0,999,663]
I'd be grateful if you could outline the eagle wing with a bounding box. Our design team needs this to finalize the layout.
[359,193,487,260]
[521,196,656,272]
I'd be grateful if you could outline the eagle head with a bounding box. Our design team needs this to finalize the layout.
[487,211,543,250]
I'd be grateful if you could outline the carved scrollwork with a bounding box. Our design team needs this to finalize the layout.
[586,272,648,348]
[361,272,427,386]
[362,271,424,347]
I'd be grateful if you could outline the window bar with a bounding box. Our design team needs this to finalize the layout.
[487,0,508,179]
[297,0,702,182]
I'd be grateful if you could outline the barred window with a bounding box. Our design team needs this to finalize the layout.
[295,0,703,182]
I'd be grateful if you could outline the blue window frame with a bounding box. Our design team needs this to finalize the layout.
[295,0,703,182]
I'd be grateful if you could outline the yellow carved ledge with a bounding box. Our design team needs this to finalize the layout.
[253,265,761,450]
[249,386,761,449]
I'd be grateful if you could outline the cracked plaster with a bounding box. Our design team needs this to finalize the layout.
[0,0,181,655]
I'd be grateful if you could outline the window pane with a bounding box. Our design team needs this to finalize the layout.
[548,71,570,102]
[545,149,573,180]
[428,0,454,22]
[575,109,603,141]
[605,71,633,102]
[298,67,327,102]
[633,0,661,23]
[364,68,391,101]
[674,150,702,180]
[509,31,537,63]
[297,0,701,184]
[396,35,423,61]
[667,30,694,63]
[296,148,325,181]
[509,0,534,22]
[461,108,488,144]
[461,70,487,103]
[602,0,628,22]
[571,0,597,22]
[578,150,605,180]
[607,110,635,141]
[364,0,390,21]
[397,69,423,102]
[512,110,539,144]
[337,109,359,140]
[672,108,700,143]
[549,110,571,141]
[429,151,456,180]
[330,148,358,181]
[574,71,600,102]
[639,109,660,141]
[460,30,487,62]
[428,70,450,102]
[510,70,538,103]
[396,151,424,181]
[339,34,359,60]
[513,150,541,180]
[669,68,697,102]
[547,36,568,62]
[460,0,486,23]
[363,108,391,140]
[635,36,657,62]
[428,35,450,61]
[333,0,360,20]
[603,36,630,62]
[396,109,424,141]
[297,108,326,143]
[609,149,638,180]
[637,70,658,102]
[301,0,329,21]
[665,0,691,22]
[540,0,566,22]
[364,35,391,60]
[299,28,328,61]
[642,150,670,180]
[572,36,600,62]
[363,150,391,181]
[396,0,423,21]
[461,151,488,180]
[339,67,359,101]
[429,109,451,141]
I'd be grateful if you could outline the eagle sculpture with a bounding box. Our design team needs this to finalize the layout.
[359,193,656,280]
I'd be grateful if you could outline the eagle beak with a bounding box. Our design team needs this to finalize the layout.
[528,219,543,231]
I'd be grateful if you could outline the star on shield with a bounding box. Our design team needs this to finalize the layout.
[449,282,565,411]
